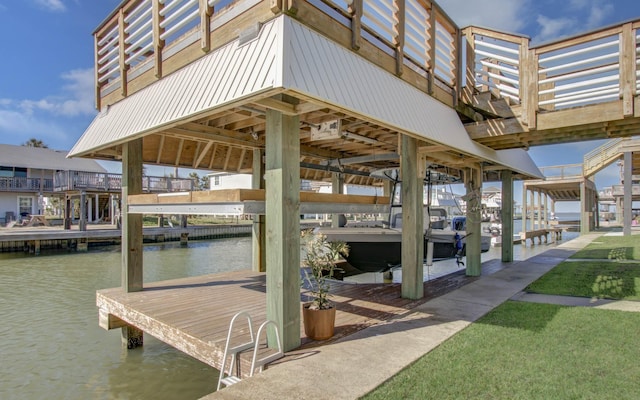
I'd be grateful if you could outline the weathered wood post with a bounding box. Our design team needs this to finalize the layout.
[121,138,144,349]
[464,165,482,276]
[252,148,266,272]
[623,151,632,236]
[401,134,423,299]
[331,173,344,228]
[265,106,301,351]
[79,191,87,231]
[500,170,514,262]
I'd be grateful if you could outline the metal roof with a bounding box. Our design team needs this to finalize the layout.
[70,15,542,180]
[0,144,107,173]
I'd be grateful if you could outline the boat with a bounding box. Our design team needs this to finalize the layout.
[319,208,491,273]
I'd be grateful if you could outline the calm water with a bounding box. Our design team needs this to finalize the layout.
[0,219,580,399]
[0,238,252,400]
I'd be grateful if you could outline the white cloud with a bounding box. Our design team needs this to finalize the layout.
[17,68,96,117]
[34,0,66,12]
[0,109,69,142]
[436,0,530,33]
[534,0,615,43]
[535,15,577,43]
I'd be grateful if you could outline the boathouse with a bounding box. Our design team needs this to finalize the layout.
[69,0,639,369]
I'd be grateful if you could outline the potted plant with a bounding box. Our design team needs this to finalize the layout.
[301,229,349,340]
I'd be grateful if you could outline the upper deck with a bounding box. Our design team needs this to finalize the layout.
[80,0,640,184]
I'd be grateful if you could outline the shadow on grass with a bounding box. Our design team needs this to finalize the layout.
[570,246,634,260]
[474,301,563,333]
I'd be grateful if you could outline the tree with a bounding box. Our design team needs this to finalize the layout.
[188,172,210,190]
[22,138,48,148]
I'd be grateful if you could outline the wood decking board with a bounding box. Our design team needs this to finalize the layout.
[97,268,479,376]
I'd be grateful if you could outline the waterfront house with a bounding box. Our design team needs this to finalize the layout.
[0,144,107,226]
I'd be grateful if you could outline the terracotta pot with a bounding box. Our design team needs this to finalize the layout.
[302,303,336,340]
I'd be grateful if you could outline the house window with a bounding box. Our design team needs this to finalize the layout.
[14,167,27,178]
[0,166,13,177]
[213,176,220,186]
[18,197,33,218]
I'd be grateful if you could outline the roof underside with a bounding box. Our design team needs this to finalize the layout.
[70,15,542,186]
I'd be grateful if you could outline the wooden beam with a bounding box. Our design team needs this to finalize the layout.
[349,0,362,50]
[265,108,301,351]
[156,135,165,164]
[501,170,514,262]
[464,165,482,276]
[174,138,184,166]
[393,0,405,76]
[122,138,143,293]
[152,0,165,78]
[199,0,213,52]
[255,98,298,115]
[401,134,423,299]
[118,9,129,97]
[252,149,266,272]
[194,141,212,168]
[620,23,636,117]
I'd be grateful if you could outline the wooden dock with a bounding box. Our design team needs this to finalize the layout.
[97,268,478,377]
[0,225,252,253]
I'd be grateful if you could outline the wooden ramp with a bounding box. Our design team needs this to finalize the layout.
[97,269,475,376]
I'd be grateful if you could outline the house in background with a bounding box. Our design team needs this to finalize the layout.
[0,144,107,225]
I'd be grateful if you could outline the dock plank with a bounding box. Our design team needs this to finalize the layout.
[96,268,478,376]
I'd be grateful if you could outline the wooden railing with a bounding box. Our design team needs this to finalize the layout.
[538,164,583,180]
[94,0,461,109]
[53,171,194,193]
[0,177,54,193]
[464,19,640,128]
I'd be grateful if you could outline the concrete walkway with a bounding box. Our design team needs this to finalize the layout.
[205,233,627,400]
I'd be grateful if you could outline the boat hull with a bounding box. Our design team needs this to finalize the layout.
[318,227,489,273]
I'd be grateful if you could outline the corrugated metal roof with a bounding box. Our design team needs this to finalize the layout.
[0,144,107,172]
[69,17,283,158]
[281,17,542,179]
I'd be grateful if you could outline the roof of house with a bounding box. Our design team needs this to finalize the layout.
[0,144,107,173]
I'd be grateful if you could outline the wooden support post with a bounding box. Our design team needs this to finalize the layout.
[199,0,213,52]
[392,0,405,76]
[79,191,87,231]
[529,189,535,235]
[33,240,41,255]
[580,180,588,234]
[349,0,362,50]
[152,1,165,79]
[464,166,482,276]
[623,151,632,236]
[536,190,542,232]
[400,135,423,299]
[500,170,513,262]
[265,107,301,351]
[463,27,476,102]
[77,238,88,252]
[95,194,100,222]
[118,9,129,97]
[616,196,623,224]
[122,139,143,293]
[331,173,344,228]
[521,185,527,239]
[122,139,144,348]
[64,195,72,230]
[180,232,189,246]
[620,23,636,117]
[252,149,266,272]
[427,7,437,95]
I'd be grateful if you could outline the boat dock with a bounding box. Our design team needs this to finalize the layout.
[96,268,479,377]
[0,224,252,254]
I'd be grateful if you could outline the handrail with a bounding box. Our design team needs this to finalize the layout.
[52,170,194,193]
[463,19,640,126]
[94,0,461,108]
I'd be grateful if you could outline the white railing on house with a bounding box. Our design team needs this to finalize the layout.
[53,171,194,193]
[0,178,54,193]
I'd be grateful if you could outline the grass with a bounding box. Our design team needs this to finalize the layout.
[570,235,640,260]
[526,261,640,300]
[361,301,640,400]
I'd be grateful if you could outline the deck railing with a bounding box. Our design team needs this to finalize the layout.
[95,0,461,109]
[464,19,640,128]
[539,164,583,180]
[0,177,54,193]
[53,171,195,193]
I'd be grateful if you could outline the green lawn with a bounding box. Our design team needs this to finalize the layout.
[525,260,640,300]
[361,301,640,400]
[570,235,640,260]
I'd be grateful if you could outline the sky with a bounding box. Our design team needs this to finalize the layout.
[0,0,639,207]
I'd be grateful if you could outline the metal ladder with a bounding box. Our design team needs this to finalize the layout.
[217,312,283,390]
